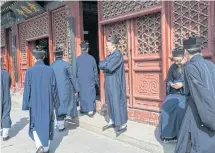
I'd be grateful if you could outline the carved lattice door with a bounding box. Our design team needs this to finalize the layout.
[104,20,132,107]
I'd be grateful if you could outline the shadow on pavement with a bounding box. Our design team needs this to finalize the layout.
[9,117,29,138]
[50,122,79,153]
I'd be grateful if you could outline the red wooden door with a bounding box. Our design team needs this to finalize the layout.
[103,20,133,107]
[7,29,15,87]
[131,12,163,122]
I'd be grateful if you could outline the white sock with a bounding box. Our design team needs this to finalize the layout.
[108,119,114,125]
[43,141,50,152]
[33,131,42,149]
[119,124,127,130]
[3,128,9,138]
[57,120,65,130]
[33,131,50,151]
[88,111,93,115]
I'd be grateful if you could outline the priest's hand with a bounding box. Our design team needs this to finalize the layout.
[171,82,183,89]
[75,92,78,96]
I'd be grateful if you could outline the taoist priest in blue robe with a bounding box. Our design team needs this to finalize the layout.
[76,41,99,117]
[159,47,187,143]
[99,35,128,135]
[175,36,215,153]
[1,56,12,141]
[51,44,80,131]
[22,45,60,153]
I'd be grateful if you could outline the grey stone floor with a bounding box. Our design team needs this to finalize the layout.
[1,109,149,153]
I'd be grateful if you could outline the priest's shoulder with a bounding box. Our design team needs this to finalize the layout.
[113,50,123,57]
[1,69,10,76]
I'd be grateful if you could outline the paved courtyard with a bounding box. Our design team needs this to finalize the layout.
[1,109,149,153]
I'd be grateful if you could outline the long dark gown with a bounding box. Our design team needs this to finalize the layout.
[99,50,128,127]
[22,60,60,148]
[51,59,80,118]
[175,55,215,153]
[159,64,186,139]
[1,69,12,129]
[76,52,99,113]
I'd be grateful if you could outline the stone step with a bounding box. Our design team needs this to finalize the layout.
[78,113,176,153]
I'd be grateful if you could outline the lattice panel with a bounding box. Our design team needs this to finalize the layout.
[104,21,128,52]
[136,12,162,54]
[0,47,7,69]
[1,29,5,47]
[173,1,209,49]
[19,23,27,65]
[26,14,49,40]
[52,9,68,58]
[102,0,161,19]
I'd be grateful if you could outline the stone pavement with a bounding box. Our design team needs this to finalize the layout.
[4,94,176,153]
[1,109,151,153]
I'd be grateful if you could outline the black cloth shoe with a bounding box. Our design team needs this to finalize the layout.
[3,136,10,141]
[59,127,65,132]
[102,124,115,131]
[36,146,44,153]
[116,125,127,136]
[44,151,49,153]
[161,137,177,143]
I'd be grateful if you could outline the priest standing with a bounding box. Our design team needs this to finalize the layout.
[99,35,128,135]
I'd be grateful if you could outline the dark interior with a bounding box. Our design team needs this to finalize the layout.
[82,1,100,97]
[35,38,49,65]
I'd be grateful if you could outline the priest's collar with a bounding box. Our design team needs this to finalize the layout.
[190,54,204,63]
[35,60,45,65]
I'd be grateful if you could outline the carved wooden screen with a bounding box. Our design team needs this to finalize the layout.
[52,7,69,60]
[1,29,5,47]
[104,20,132,107]
[132,12,162,123]
[1,29,7,69]
[19,23,27,86]
[172,1,209,54]
[0,47,7,70]
[102,0,161,20]
[25,13,49,40]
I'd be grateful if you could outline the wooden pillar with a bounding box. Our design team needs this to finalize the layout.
[65,1,84,57]
[161,1,169,100]
[98,1,105,104]
[48,10,54,64]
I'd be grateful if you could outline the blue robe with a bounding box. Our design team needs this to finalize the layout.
[22,60,60,147]
[175,55,215,153]
[76,52,99,112]
[51,59,80,118]
[159,64,186,139]
[99,50,127,127]
[1,69,12,129]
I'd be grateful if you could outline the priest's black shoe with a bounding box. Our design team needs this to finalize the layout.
[102,124,115,131]
[59,127,65,132]
[2,136,10,141]
[116,125,127,136]
[36,146,44,153]
[44,151,49,153]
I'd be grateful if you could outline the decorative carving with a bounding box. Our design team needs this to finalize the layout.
[104,21,128,52]
[102,1,161,19]
[0,47,7,69]
[136,12,162,54]
[26,14,49,40]
[125,72,130,95]
[19,23,27,65]
[136,73,160,97]
[52,8,68,58]
[173,1,209,49]
[1,29,5,47]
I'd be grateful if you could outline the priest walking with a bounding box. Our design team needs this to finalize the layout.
[22,46,60,153]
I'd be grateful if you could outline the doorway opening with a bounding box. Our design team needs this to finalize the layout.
[82,1,100,97]
[35,38,49,65]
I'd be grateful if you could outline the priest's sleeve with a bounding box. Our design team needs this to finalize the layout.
[66,67,80,93]
[93,58,99,85]
[166,65,174,94]
[22,71,31,111]
[185,65,215,130]
[52,72,60,108]
[105,53,122,73]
